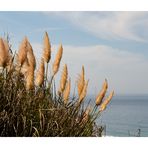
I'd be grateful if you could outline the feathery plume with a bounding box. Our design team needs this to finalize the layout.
[35,58,45,87]
[77,66,85,98]
[17,37,28,66]
[3,39,9,52]
[20,58,29,76]
[79,79,89,103]
[58,64,68,94]
[52,44,63,75]
[0,38,8,67]
[63,78,71,104]
[96,79,108,106]
[24,39,36,90]
[43,32,51,63]
[3,40,13,71]
[26,40,36,69]
[26,66,34,90]
[99,90,114,112]
[6,55,14,72]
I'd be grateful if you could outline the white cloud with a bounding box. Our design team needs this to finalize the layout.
[45,12,148,42]
[32,42,148,95]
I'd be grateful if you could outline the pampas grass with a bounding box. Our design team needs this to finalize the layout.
[3,39,11,62]
[42,32,51,86]
[52,44,63,76]
[17,37,27,66]
[96,79,108,106]
[58,64,68,94]
[77,66,85,98]
[0,38,9,68]
[26,66,34,90]
[99,91,114,111]
[26,39,36,69]
[79,79,89,103]
[20,58,29,76]
[35,58,45,87]
[63,78,71,104]
[3,39,13,71]
[0,33,114,137]
[43,32,51,63]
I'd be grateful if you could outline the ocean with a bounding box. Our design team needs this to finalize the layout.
[94,95,148,137]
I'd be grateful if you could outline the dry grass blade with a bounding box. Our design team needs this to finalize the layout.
[77,66,85,98]
[35,58,45,87]
[43,32,51,63]
[96,79,108,106]
[58,64,68,94]
[99,90,114,112]
[82,107,91,123]
[52,44,63,75]
[63,78,71,104]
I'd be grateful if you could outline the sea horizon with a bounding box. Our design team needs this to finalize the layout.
[93,95,148,137]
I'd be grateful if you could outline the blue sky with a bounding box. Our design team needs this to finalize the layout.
[0,11,148,95]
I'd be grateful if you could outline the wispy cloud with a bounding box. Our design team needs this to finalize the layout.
[1,12,147,95]
[45,12,148,42]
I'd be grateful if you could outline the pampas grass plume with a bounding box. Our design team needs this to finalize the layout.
[99,90,114,112]
[0,38,8,67]
[96,79,108,106]
[17,37,28,66]
[26,40,36,69]
[52,44,63,75]
[79,79,89,103]
[26,66,34,90]
[58,64,68,94]
[2,39,15,72]
[63,78,71,104]
[77,66,85,98]
[20,58,29,76]
[43,32,51,63]
[35,58,45,87]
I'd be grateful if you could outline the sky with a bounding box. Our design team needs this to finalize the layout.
[0,11,148,95]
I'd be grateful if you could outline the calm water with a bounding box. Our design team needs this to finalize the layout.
[87,95,148,137]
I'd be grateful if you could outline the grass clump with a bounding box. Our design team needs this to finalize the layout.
[0,32,114,137]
